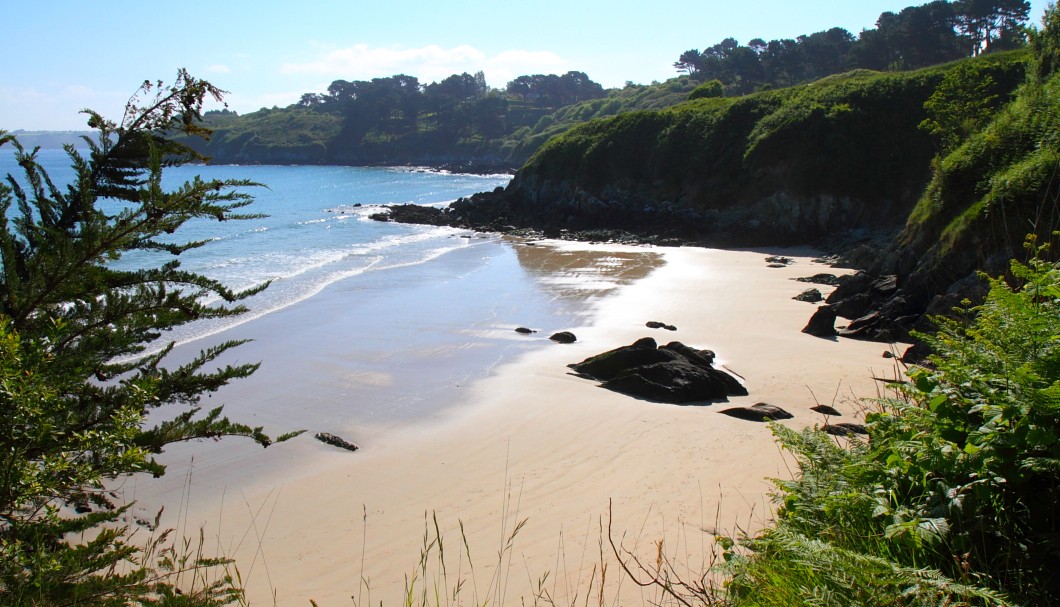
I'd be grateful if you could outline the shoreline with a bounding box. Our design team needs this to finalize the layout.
[116,240,903,605]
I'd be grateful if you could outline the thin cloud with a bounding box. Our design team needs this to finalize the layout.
[206,64,233,74]
[223,90,311,114]
[280,43,568,87]
[483,49,569,85]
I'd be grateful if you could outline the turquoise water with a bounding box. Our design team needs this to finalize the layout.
[1,147,601,430]
[0,148,517,348]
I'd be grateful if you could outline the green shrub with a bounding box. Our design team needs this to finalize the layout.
[728,241,1060,606]
[688,79,724,100]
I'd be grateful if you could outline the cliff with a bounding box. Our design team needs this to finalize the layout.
[501,55,1026,247]
[382,51,1057,351]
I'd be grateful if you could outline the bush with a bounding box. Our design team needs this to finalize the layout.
[728,240,1060,606]
[688,79,724,100]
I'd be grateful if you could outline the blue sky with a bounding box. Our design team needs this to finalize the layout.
[2,0,1052,130]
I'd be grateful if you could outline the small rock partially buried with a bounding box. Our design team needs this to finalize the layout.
[719,402,794,422]
[550,331,577,344]
[515,327,536,334]
[795,273,841,286]
[810,404,842,416]
[315,432,359,452]
[793,288,824,303]
[823,423,868,436]
[646,321,678,331]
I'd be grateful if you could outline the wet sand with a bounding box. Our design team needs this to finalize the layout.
[114,240,903,606]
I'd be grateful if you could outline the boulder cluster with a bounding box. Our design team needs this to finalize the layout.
[568,337,747,404]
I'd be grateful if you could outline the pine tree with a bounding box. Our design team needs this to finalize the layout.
[0,70,299,605]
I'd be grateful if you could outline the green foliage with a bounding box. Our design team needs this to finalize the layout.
[0,323,242,606]
[522,53,1026,230]
[919,61,1001,150]
[726,525,1009,607]
[688,80,724,100]
[726,244,1060,606]
[1029,0,1060,81]
[0,70,298,604]
[901,13,1060,274]
[674,0,1031,91]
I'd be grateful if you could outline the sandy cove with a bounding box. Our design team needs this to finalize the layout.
[120,242,905,606]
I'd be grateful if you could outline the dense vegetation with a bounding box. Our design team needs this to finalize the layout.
[674,0,1030,93]
[0,71,298,605]
[191,70,703,168]
[716,242,1060,607]
[189,0,1035,170]
[703,8,1060,606]
[488,50,1029,247]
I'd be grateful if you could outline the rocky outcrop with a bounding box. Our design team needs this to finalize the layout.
[569,338,746,404]
[369,57,1037,353]
[802,305,838,338]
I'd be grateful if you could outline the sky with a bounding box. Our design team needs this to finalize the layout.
[2,0,1053,131]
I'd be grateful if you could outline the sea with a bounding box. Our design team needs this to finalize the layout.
[0,148,525,347]
[0,146,605,432]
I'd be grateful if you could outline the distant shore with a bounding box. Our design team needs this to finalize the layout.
[115,239,902,605]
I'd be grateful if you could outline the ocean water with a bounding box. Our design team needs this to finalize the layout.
[1,146,626,433]
[0,148,515,349]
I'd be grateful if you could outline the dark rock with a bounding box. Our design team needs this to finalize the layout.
[603,359,747,403]
[315,432,359,452]
[830,291,875,320]
[632,337,659,349]
[793,288,824,303]
[765,256,793,265]
[901,341,931,364]
[660,341,715,366]
[872,275,899,295]
[646,321,678,331]
[569,339,673,380]
[826,271,876,318]
[515,327,536,334]
[882,350,895,358]
[719,403,794,422]
[810,405,842,416]
[796,273,841,286]
[550,331,577,344]
[802,305,837,337]
[838,311,882,339]
[370,204,448,226]
[570,339,744,404]
[823,423,868,436]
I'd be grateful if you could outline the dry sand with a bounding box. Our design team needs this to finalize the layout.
[117,241,905,606]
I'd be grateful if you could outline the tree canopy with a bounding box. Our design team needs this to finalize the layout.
[673,0,1031,93]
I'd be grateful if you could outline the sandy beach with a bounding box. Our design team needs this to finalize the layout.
[115,240,904,606]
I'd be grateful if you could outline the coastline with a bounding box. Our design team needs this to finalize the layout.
[116,240,903,606]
